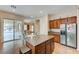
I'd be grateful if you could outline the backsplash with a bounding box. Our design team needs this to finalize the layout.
[49,29,60,32]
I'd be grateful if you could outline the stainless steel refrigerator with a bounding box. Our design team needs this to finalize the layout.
[60,23,77,48]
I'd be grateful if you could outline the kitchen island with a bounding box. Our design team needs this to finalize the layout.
[26,35,54,54]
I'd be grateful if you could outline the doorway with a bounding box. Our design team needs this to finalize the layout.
[3,19,23,42]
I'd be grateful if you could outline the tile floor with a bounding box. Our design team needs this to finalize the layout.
[0,40,23,54]
[53,43,79,54]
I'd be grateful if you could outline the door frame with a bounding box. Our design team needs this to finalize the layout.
[2,18,23,43]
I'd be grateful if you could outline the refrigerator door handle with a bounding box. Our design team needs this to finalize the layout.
[60,31,66,35]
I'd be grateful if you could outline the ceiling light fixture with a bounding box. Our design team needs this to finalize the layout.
[30,16,33,18]
[40,11,43,14]
[10,5,16,12]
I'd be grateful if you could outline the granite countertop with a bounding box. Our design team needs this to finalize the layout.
[48,29,60,35]
[26,35,54,46]
[48,32,60,35]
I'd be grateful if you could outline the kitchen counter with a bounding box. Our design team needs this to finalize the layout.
[48,32,60,43]
[26,35,54,46]
[48,32,60,35]
[26,35,54,54]
[48,29,60,35]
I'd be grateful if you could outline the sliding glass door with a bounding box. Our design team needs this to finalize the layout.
[3,19,23,42]
[4,19,14,42]
[14,20,23,40]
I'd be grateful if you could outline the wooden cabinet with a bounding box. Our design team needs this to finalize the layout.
[60,16,76,24]
[46,39,54,54]
[60,18,67,24]
[49,21,54,29]
[50,21,54,28]
[50,39,54,53]
[56,19,61,28]
[67,16,77,23]
[53,20,57,28]
[49,21,51,29]
[35,39,54,54]
[48,32,53,35]
[49,20,60,29]
[46,40,51,54]
[48,32,60,43]
[49,16,77,29]
[53,34,60,43]
[35,42,46,54]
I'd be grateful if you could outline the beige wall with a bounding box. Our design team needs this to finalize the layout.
[0,10,25,20]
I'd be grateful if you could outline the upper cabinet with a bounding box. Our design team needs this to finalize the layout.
[52,20,57,28]
[50,20,54,28]
[67,16,77,23]
[49,16,77,29]
[49,21,51,29]
[49,20,54,29]
[60,18,67,24]
[56,19,61,28]
[49,19,61,29]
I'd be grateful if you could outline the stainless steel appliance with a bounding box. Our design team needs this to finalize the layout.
[60,23,77,48]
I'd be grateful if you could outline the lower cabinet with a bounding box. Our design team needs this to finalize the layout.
[35,43,46,54]
[53,34,60,43]
[48,32,60,43]
[35,39,54,54]
[46,40,51,54]
[50,39,54,53]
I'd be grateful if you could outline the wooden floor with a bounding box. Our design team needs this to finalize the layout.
[0,40,79,54]
[0,40,23,54]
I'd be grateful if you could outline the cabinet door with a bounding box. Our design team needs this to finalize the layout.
[51,21,54,28]
[49,20,58,29]
[61,18,67,24]
[49,21,52,29]
[54,34,60,43]
[68,16,77,23]
[56,20,61,28]
[50,39,54,53]
[53,20,61,28]
[53,20,57,28]
[48,21,51,29]
[49,21,51,29]
[35,43,45,54]
[46,40,51,54]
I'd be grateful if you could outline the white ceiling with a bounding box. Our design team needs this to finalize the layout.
[0,5,77,19]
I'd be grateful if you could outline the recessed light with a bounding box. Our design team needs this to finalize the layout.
[30,16,33,18]
[12,9,15,12]
[40,11,43,14]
